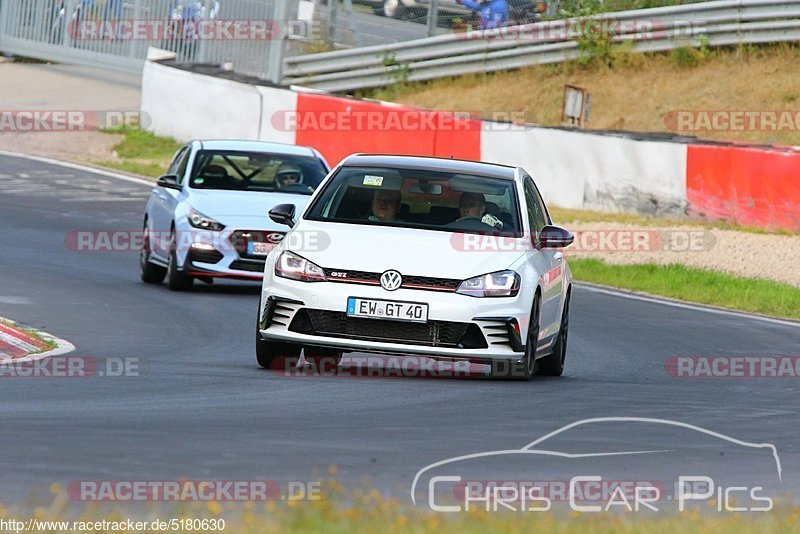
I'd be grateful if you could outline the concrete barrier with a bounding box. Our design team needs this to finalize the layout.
[140,56,799,231]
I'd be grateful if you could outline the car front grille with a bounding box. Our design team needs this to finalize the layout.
[322,268,461,292]
[230,259,265,273]
[288,309,487,349]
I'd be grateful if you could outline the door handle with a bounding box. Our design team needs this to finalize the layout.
[553,252,564,261]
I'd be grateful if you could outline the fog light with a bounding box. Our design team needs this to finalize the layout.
[190,242,215,251]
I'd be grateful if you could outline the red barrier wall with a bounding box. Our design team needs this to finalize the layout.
[294,93,481,166]
[686,144,800,231]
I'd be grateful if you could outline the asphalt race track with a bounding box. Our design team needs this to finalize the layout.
[2,153,799,507]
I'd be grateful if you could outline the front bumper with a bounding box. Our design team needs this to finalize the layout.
[259,275,532,361]
[176,227,276,280]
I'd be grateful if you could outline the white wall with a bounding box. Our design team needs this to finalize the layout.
[142,61,262,142]
[255,85,297,145]
[482,126,687,216]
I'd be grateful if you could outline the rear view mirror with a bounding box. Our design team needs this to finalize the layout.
[409,181,443,195]
[269,203,296,228]
[539,225,574,248]
[156,174,181,190]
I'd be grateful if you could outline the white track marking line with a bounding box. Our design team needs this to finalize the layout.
[576,283,800,328]
[0,150,154,187]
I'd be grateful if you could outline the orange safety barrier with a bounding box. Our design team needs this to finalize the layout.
[686,144,800,232]
[294,93,481,166]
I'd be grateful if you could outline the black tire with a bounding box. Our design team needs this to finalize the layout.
[256,330,302,370]
[139,221,167,284]
[166,229,193,291]
[491,294,540,380]
[536,289,570,377]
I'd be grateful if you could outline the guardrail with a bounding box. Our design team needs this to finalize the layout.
[283,0,800,92]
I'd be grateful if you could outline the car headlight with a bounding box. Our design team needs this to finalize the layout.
[275,251,327,282]
[188,209,225,231]
[456,270,520,297]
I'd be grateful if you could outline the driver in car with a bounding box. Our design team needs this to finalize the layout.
[275,162,304,190]
[454,192,504,229]
[369,189,401,222]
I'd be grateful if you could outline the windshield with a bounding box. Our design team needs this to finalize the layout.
[305,166,521,235]
[189,150,328,195]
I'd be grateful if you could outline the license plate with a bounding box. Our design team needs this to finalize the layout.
[346,297,428,323]
[247,241,274,256]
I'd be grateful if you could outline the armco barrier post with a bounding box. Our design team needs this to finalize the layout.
[427,0,440,37]
[266,0,290,83]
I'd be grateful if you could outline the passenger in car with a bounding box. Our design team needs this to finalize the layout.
[368,189,402,222]
[453,192,504,229]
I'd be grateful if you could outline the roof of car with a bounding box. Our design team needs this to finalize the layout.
[196,139,319,157]
[340,154,517,180]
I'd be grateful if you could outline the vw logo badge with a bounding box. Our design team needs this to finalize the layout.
[380,270,402,291]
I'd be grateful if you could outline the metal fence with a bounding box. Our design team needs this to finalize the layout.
[284,0,800,92]
[0,0,483,79]
[0,0,298,79]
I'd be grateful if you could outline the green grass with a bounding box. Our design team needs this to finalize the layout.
[95,126,181,179]
[99,161,171,179]
[549,207,796,236]
[105,126,181,160]
[569,258,800,320]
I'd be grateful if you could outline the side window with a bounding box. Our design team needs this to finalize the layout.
[532,181,551,226]
[523,177,547,243]
[175,150,191,184]
[167,146,190,184]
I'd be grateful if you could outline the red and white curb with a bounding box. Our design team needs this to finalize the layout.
[0,316,75,363]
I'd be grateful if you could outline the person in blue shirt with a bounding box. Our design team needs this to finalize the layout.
[457,0,509,29]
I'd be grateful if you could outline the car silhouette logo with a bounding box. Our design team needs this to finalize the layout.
[265,232,284,244]
[380,270,403,291]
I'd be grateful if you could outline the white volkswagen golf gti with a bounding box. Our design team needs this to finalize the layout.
[140,140,330,290]
[257,155,574,379]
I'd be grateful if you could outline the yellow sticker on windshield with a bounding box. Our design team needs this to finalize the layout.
[363,175,384,186]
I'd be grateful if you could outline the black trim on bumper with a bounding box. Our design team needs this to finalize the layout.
[260,296,304,330]
[289,309,487,349]
[472,316,524,352]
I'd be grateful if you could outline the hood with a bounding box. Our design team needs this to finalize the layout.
[187,189,312,219]
[288,220,526,280]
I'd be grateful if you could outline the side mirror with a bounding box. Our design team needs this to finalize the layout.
[156,174,181,190]
[269,203,296,228]
[539,225,574,249]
